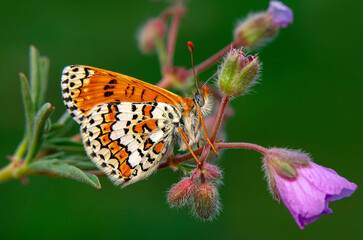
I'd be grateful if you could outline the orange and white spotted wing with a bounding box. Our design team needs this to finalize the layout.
[61,65,189,123]
[61,65,188,187]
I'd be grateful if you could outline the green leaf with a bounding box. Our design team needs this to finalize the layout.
[43,137,84,153]
[19,73,35,134]
[41,154,95,169]
[29,159,101,189]
[29,46,40,110]
[19,73,35,159]
[38,56,49,108]
[25,103,54,165]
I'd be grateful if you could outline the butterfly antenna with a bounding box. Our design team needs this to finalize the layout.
[188,41,200,93]
[202,70,219,89]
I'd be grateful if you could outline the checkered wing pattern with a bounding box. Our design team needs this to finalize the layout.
[81,102,181,187]
[61,65,186,187]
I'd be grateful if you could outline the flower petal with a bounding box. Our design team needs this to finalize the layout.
[298,163,357,201]
[267,1,293,28]
[274,173,329,229]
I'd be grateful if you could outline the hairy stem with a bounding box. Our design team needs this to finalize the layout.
[210,96,230,142]
[217,142,268,155]
[158,146,204,169]
[187,42,237,76]
[165,6,186,72]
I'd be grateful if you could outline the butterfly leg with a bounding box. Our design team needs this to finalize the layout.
[177,127,201,165]
[197,108,219,157]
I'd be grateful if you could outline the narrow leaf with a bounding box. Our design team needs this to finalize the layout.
[19,73,35,145]
[38,56,49,108]
[25,103,54,165]
[29,159,101,189]
[43,137,84,153]
[29,45,40,110]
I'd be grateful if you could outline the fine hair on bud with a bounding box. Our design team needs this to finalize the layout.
[203,164,223,185]
[168,177,196,207]
[193,182,221,220]
[261,156,280,200]
[262,147,313,200]
[218,48,262,98]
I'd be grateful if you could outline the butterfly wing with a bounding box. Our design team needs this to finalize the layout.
[61,65,186,186]
[61,65,188,123]
[81,101,181,187]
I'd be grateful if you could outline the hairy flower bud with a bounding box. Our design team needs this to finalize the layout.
[203,164,222,182]
[234,1,293,49]
[218,48,260,97]
[193,182,220,220]
[138,18,166,53]
[168,177,195,207]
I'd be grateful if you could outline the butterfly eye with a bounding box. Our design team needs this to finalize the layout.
[195,93,205,107]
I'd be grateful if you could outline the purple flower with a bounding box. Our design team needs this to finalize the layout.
[267,1,293,28]
[264,148,357,229]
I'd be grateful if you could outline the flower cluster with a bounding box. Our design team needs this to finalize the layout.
[168,164,222,220]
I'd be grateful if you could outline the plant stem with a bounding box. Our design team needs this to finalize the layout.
[0,164,14,184]
[210,96,229,141]
[165,6,185,72]
[156,76,172,89]
[158,146,204,169]
[187,42,237,76]
[217,142,268,155]
[13,137,28,161]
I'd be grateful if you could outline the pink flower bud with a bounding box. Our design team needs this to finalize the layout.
[168,177,196,207]
[263,148,357,229]
[138,18,166,53]
[193,182,220,220]
[218,48,261,97]
[203,164,222,182]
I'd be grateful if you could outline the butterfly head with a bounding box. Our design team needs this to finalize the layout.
[194,85,212,116]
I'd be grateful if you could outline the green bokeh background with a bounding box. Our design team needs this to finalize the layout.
[0,0,361,239]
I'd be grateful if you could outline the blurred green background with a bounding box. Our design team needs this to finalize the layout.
[0,0,362,239]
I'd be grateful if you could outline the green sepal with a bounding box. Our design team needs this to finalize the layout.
[271,160,297,179]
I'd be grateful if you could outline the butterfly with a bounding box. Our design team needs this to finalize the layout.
[61,65,217,187]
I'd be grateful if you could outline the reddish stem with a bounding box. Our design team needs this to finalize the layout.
[156,76,172,88]
[165,6,186,72]
[210,96,229,142]
[217,142,268,155]
[158,146,204,169]
[197,96,229,165]
[187,42,237,76]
